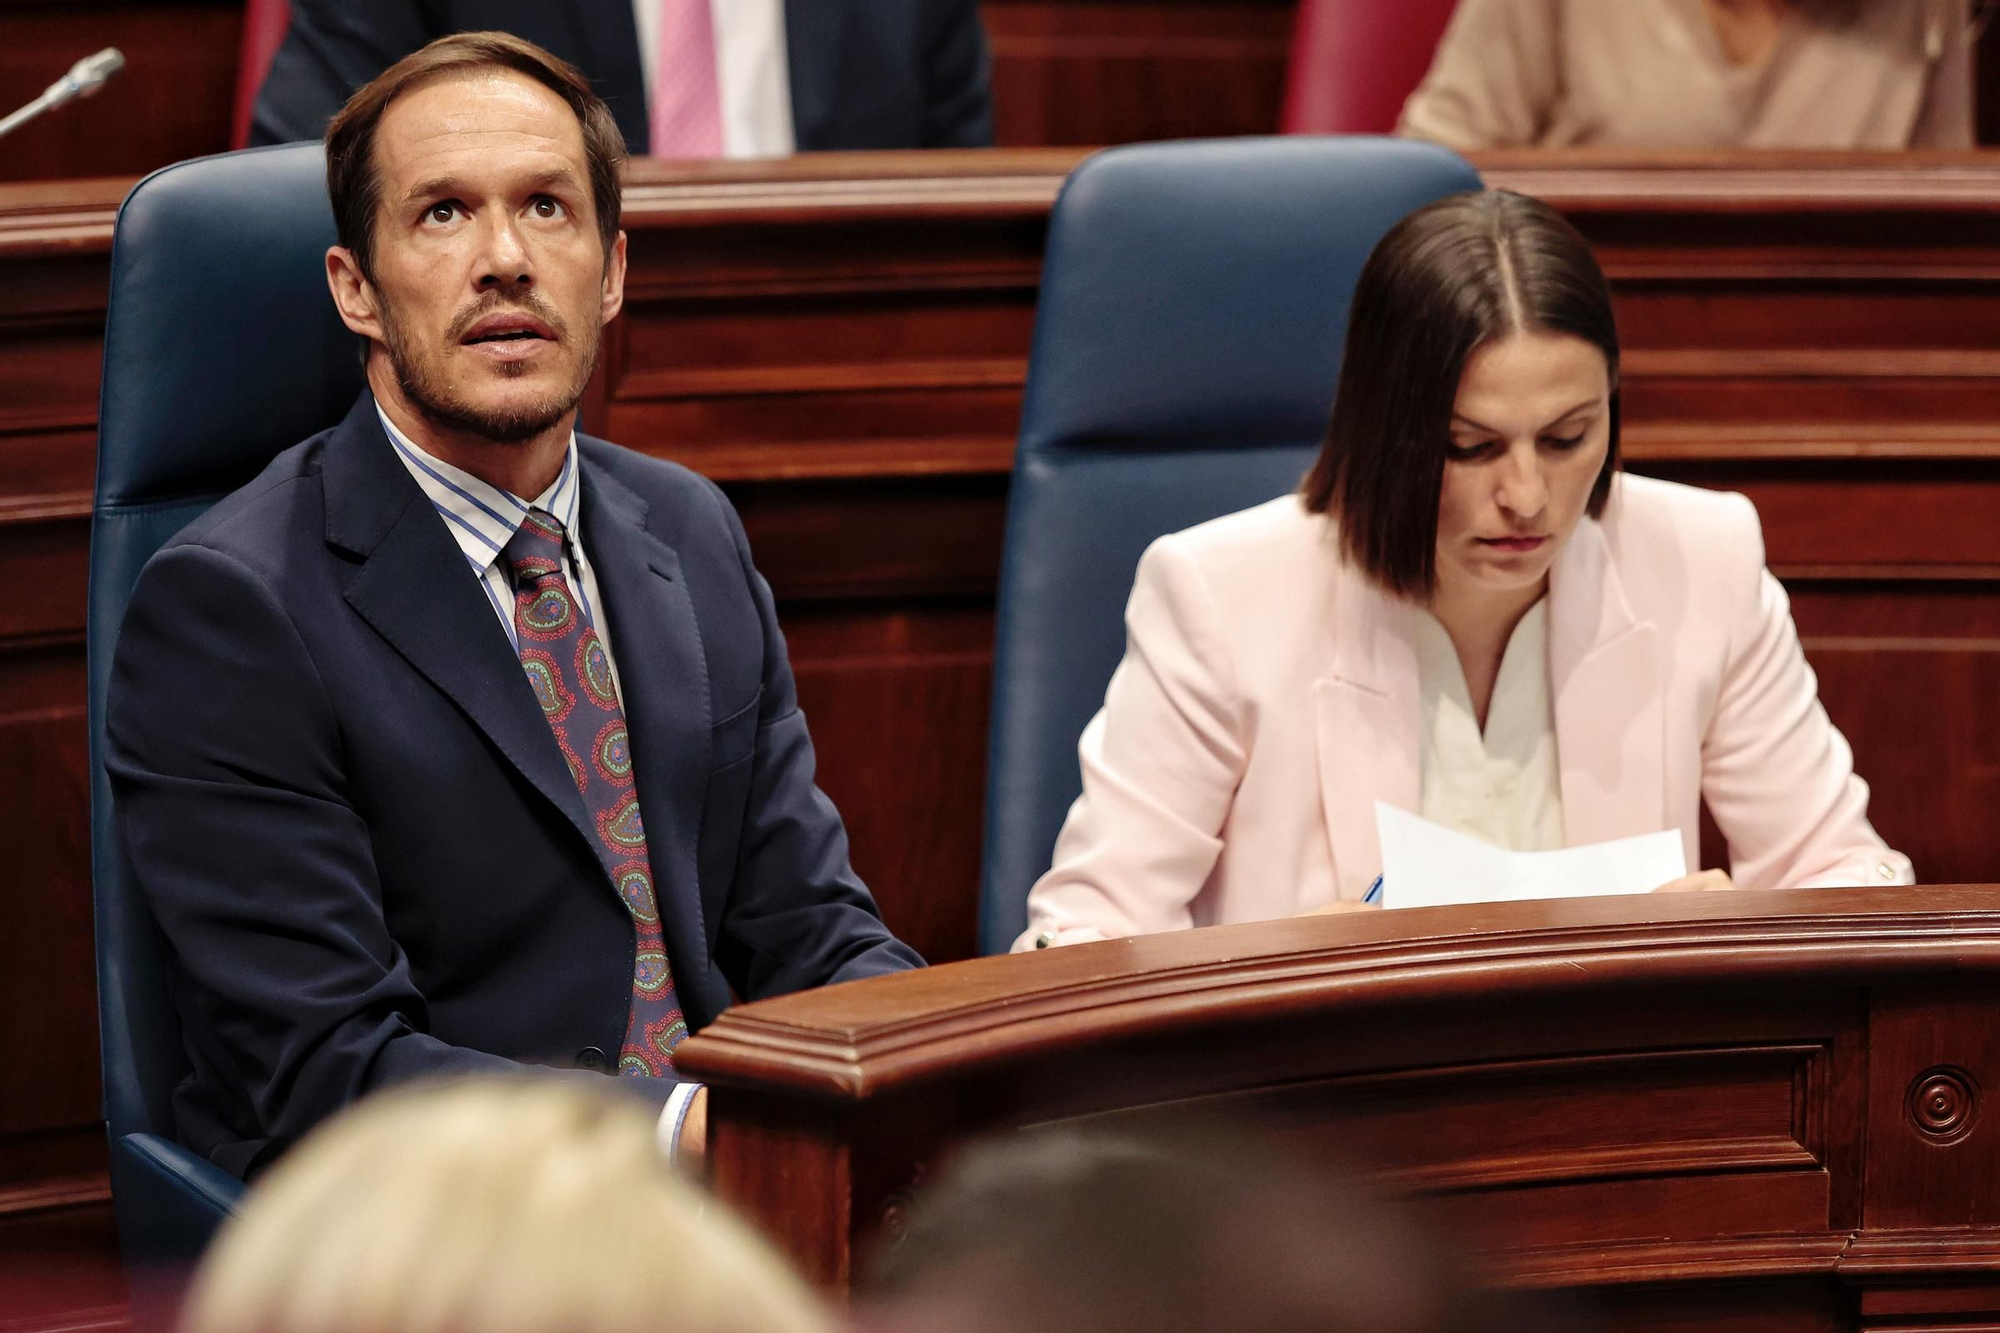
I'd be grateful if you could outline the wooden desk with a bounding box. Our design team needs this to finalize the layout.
[682,886,2000,1330]
[1,149,1998,1249]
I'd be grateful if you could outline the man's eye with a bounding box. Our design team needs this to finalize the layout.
[532,196,564,219]
[426,202,459,224]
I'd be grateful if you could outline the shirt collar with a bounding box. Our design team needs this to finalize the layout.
[376,404,582,572]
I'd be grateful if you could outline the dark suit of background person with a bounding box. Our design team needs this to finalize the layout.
[104,388,923,1179]
[248,0,996,153]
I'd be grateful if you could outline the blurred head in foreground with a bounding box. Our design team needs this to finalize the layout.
[180,1079,829,1333]
[859,1126,1580,1333]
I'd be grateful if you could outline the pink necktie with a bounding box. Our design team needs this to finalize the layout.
[650,0,724,158]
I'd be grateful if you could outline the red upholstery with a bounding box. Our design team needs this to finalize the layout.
[1281,0,1463,135]
[229,0,293,149]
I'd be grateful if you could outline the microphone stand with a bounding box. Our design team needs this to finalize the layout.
[0,48,126,142]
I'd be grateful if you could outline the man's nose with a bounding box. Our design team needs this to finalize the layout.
[474,215,533,290]
[1496,444,1548,520]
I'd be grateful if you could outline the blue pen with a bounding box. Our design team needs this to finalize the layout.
[1363,875,1384,906]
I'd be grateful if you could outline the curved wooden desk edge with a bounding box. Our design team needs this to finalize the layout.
[676,885,2000,1097]
[687,885,2000,1315]
[16,150,2000,261]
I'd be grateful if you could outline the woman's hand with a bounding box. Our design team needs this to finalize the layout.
[1652,869,1735,893]
[1301,899,1385,916]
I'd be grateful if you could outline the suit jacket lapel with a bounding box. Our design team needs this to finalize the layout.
[784,0,852,149]
[325,397,597,852]
[1315,562,1420,897]
[576,451,717,998]
[1549,503,1666,847]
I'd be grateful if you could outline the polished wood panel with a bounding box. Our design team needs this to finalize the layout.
[682,887,2000,1329]
[981,0,1292,147]
[781,590,999,961]
[3,154,2000,1329]
[0,179,117,1257]
[0,651,95,1140]
[0,1202,126,1333]
[0,176,119,523]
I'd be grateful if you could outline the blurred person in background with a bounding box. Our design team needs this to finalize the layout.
[251,0,994,156]
[857,1125,1590,1333]
[180,1079,832,1333]
[1398,0,1974,150]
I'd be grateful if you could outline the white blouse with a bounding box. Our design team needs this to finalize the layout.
[1413,600,1564,853]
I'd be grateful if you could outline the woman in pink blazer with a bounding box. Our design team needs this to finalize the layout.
[1017,190,1911,952]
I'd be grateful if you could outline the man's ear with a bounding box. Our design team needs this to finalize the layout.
[599,230,628,326]
[326,245,386,342]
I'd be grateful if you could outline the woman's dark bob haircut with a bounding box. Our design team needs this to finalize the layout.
[1301,189,1620,598]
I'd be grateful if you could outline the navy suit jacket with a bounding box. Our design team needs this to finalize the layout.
[105,395,922,1178]
[250,0,995,152]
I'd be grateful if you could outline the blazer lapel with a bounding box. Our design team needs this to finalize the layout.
[324,398,597,852]
[576,452,717,998]
[1549,505,1666,848]
[1314,563,1420,897]
[783,0,852,149]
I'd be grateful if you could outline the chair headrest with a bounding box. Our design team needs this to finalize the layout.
[97,141,363,512]
[90,142,365,1143]
[1019,136,1483,459]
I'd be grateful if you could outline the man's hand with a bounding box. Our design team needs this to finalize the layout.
[1652,869,1735,893]
[678,1086,708,1174]
[1300,899,1385,916]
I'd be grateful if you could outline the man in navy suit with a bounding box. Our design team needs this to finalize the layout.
[106,31,922,1180]
[250,0,994,154]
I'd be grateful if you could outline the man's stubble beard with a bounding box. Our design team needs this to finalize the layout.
[379,300,600,447]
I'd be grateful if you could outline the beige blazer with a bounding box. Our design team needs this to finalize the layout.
[1396,0,1974,150]
[1017,475,1912,951]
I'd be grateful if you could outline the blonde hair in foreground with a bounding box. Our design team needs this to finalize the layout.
[180,1079,830,1333]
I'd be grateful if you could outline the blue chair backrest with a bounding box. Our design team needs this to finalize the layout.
[89,143,363,1147]
[977,137,1481,955]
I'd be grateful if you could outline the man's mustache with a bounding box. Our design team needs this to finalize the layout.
[445,294,571,344]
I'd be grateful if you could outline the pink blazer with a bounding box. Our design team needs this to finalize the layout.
[1017,475,1912,951]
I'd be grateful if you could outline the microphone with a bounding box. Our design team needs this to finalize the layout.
[0,48,126,142]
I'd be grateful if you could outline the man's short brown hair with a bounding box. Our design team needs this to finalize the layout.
[324,31,626,280]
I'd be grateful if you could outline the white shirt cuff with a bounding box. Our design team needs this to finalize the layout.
[657,1081,703,1162]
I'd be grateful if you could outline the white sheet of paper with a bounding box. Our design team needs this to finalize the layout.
[1374,802,1687,910]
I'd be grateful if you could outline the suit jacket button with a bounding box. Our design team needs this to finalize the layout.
[577,1046,610,1072]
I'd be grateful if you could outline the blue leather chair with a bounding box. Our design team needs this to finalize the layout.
[977,137,1481,955]
[88,142,363,1261]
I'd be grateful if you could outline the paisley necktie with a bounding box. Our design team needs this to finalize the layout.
[504,509,687,1075]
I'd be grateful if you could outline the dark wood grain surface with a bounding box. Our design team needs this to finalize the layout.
[981,0,1293,146]
[685,885,2000,1329]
